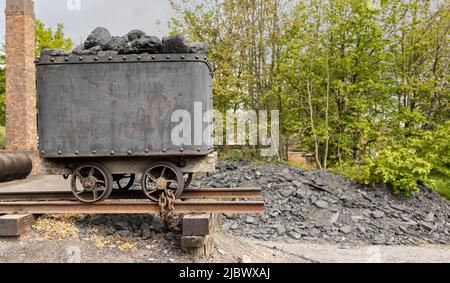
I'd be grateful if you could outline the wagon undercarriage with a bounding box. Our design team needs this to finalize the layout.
[40,153,217,204]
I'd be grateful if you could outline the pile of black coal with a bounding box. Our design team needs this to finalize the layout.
[40,27,208,57]
[195,161,450,246]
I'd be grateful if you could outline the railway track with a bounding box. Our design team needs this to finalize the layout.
[0,188,265,215]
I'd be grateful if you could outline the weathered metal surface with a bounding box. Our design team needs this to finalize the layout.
[37,54,213,158]
[39,152,217,175]
[0,153,33,182]
[0,200,265,214]
[0,188,263,201]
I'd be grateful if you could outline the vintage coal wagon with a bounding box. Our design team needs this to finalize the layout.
[36,53,216,203]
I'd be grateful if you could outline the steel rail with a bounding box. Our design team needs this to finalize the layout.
[0,200,265,215]
[0,188,262,202]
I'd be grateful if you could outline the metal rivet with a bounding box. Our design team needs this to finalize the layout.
[123,56,127,60]
[92,150,97,155]
[162,148,167,153]
[181,55,185,59]
[145,149,149,153]
[57,150,62,155]
[41,151,45,155]
[128,150,133,155]
[64,57,69,61]
[79,57,83,61]
[108,56,113,60]
[197,148,201,152]
[180,148,184,152]
[75,151,79,155]
[195,55,200,59]
[152,55,156,60]
[166,55,171,59]
[51,58,55,62]
[137,55,142,60]
[94,57,98,61]
[110,151,115,155]
[204,56,208,60]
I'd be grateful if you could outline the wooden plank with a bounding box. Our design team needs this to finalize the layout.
[182,214,212,236]
[182,235,214,257]
[181,235,208,248]
[0,214,34,237]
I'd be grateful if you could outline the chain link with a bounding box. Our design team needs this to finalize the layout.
[158,189,182,230]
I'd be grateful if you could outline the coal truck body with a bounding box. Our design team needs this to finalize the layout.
[36,53,216,203]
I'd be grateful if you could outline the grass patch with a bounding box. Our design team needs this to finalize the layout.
[0,126,5,149]
[429,178,450,201]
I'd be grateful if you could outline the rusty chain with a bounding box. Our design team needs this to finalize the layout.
[158,188,183,230]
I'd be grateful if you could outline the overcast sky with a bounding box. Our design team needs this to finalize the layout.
[0,0,176,46]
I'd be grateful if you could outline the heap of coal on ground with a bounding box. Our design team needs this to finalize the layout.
[192,161,450,247]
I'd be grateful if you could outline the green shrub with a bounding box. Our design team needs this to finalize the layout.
[427,178,450,200]
[0,126,5,149]
[368,148,432,196]
[333,163,371,185]
[414,122,450,181]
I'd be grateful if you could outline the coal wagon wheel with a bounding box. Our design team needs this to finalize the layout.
[112,174,136,191]
[183,173,194,189]
[141,161,185,202]
[70,163,113,203]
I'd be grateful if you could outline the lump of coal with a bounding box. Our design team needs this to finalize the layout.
[72,44,85,56]
[85,27,112,49]
[82,46,102,55]
[132,36,162,54]
[162,35,191,54]
[103,36,129,51]
[126,30,146,41]
[190,42,209,55]
[40,48,66,57]
[118,43,138,55]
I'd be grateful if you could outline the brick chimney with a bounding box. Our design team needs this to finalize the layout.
[5,0,39,173]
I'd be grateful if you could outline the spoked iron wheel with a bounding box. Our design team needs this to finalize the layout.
[141,161,185,202]
[184,173,193,189]
[113,174,136,191]
[71,163,113,203]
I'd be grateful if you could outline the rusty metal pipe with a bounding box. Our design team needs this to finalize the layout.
[0,153,33,182]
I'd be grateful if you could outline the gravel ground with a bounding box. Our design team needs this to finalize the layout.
[0,215,304,263]
[196,161,450,246]
[0,216,449,263]
[1,160,449,263]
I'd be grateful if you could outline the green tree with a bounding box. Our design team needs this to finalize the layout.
[170,0,450,196]
[35,20,73,56]
[169,0,290,158]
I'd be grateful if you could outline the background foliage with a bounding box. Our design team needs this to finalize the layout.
[0,2,448,197]
[169,0,449,196]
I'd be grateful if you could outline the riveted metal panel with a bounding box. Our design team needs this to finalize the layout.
[37,55,213,158]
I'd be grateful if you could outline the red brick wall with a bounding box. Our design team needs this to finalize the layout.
[4,0,39,174]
